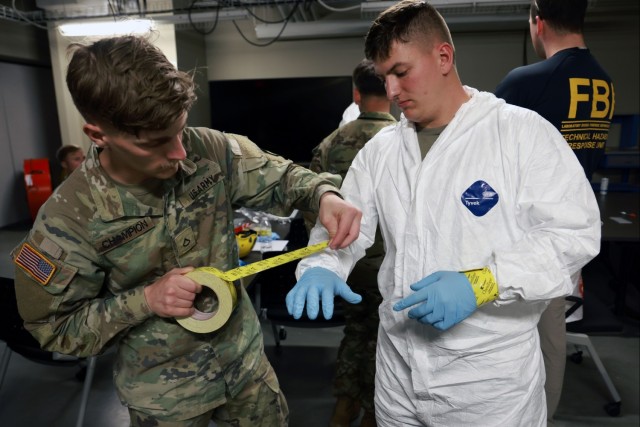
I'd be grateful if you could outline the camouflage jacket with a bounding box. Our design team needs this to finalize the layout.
[12,127,339,419]
[309,111,396,266]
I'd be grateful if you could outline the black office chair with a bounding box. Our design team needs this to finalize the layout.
[0,277,97,427]
[565,288,623,417]
[252,216,346,352]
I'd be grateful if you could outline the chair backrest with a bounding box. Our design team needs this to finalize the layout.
[286,215,310,249]
[565,295,583,320]
[1,276,97,427]
[0,277,78,365]
[565,290,623,335]
[0,277,38,346]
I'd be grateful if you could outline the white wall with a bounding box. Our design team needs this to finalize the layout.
[0,62,61,227]
[579,22,639,114]
[205,21,365,80]
[204,18,639,114]
[176,30,212,128]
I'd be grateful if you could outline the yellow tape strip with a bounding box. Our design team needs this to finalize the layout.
[462,267,499,306]
[177,240,329,333]
[219,240,329,282]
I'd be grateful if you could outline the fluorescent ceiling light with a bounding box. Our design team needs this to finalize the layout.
[58,19,155,37]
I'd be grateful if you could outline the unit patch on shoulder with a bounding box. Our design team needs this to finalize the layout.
[15,243,57,285]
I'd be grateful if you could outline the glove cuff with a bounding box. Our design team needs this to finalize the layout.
[461,267,498,306]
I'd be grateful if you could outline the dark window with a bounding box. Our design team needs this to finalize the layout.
[209,77,352,165]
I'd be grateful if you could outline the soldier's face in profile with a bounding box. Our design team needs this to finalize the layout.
[92,113,188,186]
[62,150,85,174]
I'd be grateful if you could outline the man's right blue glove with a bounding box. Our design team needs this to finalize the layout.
[393,271,477,330]
[286,267,362,320]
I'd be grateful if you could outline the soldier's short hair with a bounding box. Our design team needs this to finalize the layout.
[364,0,455,64]
[530,0,588,34]
[56,144,82,163]
[66,35,197,136]
[352,59,387,97]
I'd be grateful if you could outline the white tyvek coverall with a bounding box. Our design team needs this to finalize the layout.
[297,88,601,426]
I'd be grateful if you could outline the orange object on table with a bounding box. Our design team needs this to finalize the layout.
[24,158,53,222]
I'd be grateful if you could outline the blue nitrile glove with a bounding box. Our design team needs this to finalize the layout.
[286,267,362,320]
[393,271,477,331]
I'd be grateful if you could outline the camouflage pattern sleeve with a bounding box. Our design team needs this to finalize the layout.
[12,163,154,357]
[305,134,343,233]
[309,144,323,174]
[13,254,152,357]
[309,129,339,174]
[311,114,397,181]
[197,128,342,216]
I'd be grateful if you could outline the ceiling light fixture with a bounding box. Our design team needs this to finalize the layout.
[57,19,155,37]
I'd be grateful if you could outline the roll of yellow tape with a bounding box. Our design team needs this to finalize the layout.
[177,240,329,333]
[177,267,238,333]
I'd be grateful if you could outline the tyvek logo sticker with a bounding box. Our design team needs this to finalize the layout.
[461,181,499,217]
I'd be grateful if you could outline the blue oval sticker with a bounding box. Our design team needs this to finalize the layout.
[461,180,499,217]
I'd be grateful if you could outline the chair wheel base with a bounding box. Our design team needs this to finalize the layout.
[278,328,287,340]
[75,366,87,381]
[569,350,583,364]
[605,401,621,417]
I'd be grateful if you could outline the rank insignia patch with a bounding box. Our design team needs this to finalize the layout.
[15,243,56,285]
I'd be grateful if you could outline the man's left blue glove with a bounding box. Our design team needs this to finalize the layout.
[393,271,478,331]
[286,267,362,320]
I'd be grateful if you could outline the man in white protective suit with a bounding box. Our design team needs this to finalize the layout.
[286,1,601,426]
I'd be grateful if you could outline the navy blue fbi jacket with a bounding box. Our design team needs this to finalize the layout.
[496,47,615,181]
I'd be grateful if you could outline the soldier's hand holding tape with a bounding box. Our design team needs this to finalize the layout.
[286,267,362,320]
[318,192,362,250]
[143,266,201,318]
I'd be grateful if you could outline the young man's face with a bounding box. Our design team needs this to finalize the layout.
[62,150,85,173]
[374,40,447,129]
[89,113,188,185]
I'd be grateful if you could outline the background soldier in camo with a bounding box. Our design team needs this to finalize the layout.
[306,59,396,427]
[11,35,361,427]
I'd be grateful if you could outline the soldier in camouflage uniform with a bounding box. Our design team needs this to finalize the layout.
[11,35,362,427]
[307,59,396,427]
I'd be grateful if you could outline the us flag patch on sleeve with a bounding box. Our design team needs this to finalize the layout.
[15,243,57,285]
